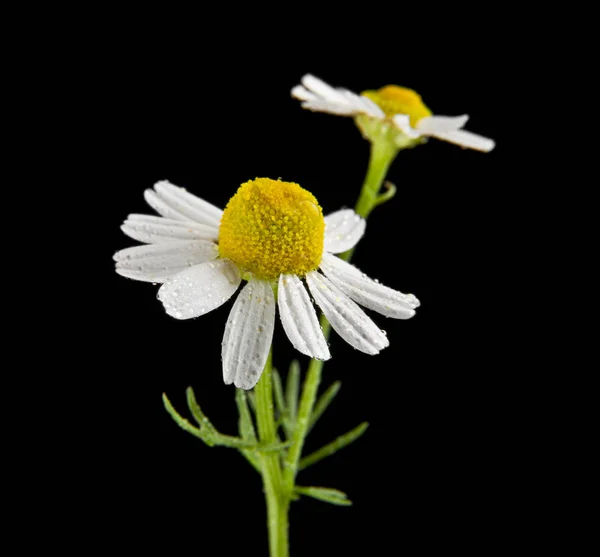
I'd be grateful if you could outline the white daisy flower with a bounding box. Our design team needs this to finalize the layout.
[114,179,419,390]
[292,74,495,152]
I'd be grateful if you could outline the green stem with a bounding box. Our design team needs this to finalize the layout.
[283,138,398,494]
[354,139,398,219]
[282,317,331,493]
[255,351,289,557]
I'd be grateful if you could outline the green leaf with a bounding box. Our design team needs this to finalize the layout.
[186,387,215,432]
[286,360,300,424]
[162,392,216,447]
[299,422,369,471]
[272,367,287,420]
[235,389,257,442]
[295,486,352,506]
[235,389,260,472]
[374,180,397,208]
[247,391,256,413]
[307,380,341,434]
[163,391,287,453]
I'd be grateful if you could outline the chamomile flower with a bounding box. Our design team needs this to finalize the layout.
[114,179,419,389]
[292,74,495,152]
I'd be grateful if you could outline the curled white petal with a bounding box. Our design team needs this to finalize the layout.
[416,115,469,134]
[320,253,419,319]
[114,240,219,283]
[144,188,190,221]
[121,214,219,244]
[159,181,223,220]
[291,85,317,102]
[296,74,378,117]
[143,181,223,227]
[300,100,360,116]
[151,181,223,227]
[323,209,366,254]
[356,95,386,118]
[306,271,388,355]
[278,274,330,361]
[300,74,354,105]
[428,129,495,152]
[157,258,241,319]
[392,114,422,138]
[222,279,275,390]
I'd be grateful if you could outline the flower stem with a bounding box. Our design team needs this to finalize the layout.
[237,138,398,556]
[354,139,399,219]
[283,322,330,493]
[283,137,399,498]
[255,350,290,557]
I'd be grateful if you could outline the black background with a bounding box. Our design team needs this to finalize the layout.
[83,18,524,556]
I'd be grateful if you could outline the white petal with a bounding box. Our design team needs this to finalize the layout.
[300,74,353,105]
[157,258,241,319]
[296,75,385,118]
[416,115,469,134]
[429,129,496,152]
[222,279,275,390]
[320,253,419,319]
[144,188,190,221]
[392,114,422,138]
[357,95,386,119]
[157,181,222,221]
[323,209,366,254]
[291,85,317,101]
[114,240,219,283]
[305,271,389,355]
[337,89,385,117]
[278,274,330,360]
[299,74,370,115]
[300,100,359,116]
[121,214,219,244]
[152,181,223,227]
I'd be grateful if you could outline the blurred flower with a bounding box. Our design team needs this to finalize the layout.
[292,74,495,152]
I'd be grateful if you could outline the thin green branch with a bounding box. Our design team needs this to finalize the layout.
[299,422,369,471]
[307,380,341,434]
[163,392,287,452]
[236,389,257,442]
[186,387,215,431]
[282,316,332,492]
[294,486,352,506]
[247,391,256,413]
[272,367,288,431]
[374,180,397,207]
[236,389,261,472]
[286,360,300,425]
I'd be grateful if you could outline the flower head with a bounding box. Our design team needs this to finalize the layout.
[219,178,324,279]
[114,179,419,389]
[292,74,495,152]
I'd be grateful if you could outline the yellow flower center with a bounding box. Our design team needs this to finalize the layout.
[218,178,325,280]
[361,85,432,127]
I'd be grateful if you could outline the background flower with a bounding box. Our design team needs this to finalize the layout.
[293,74,495,152]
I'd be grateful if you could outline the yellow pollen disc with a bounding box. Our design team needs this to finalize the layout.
[361,85,432,127]
[218,178,325,280]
